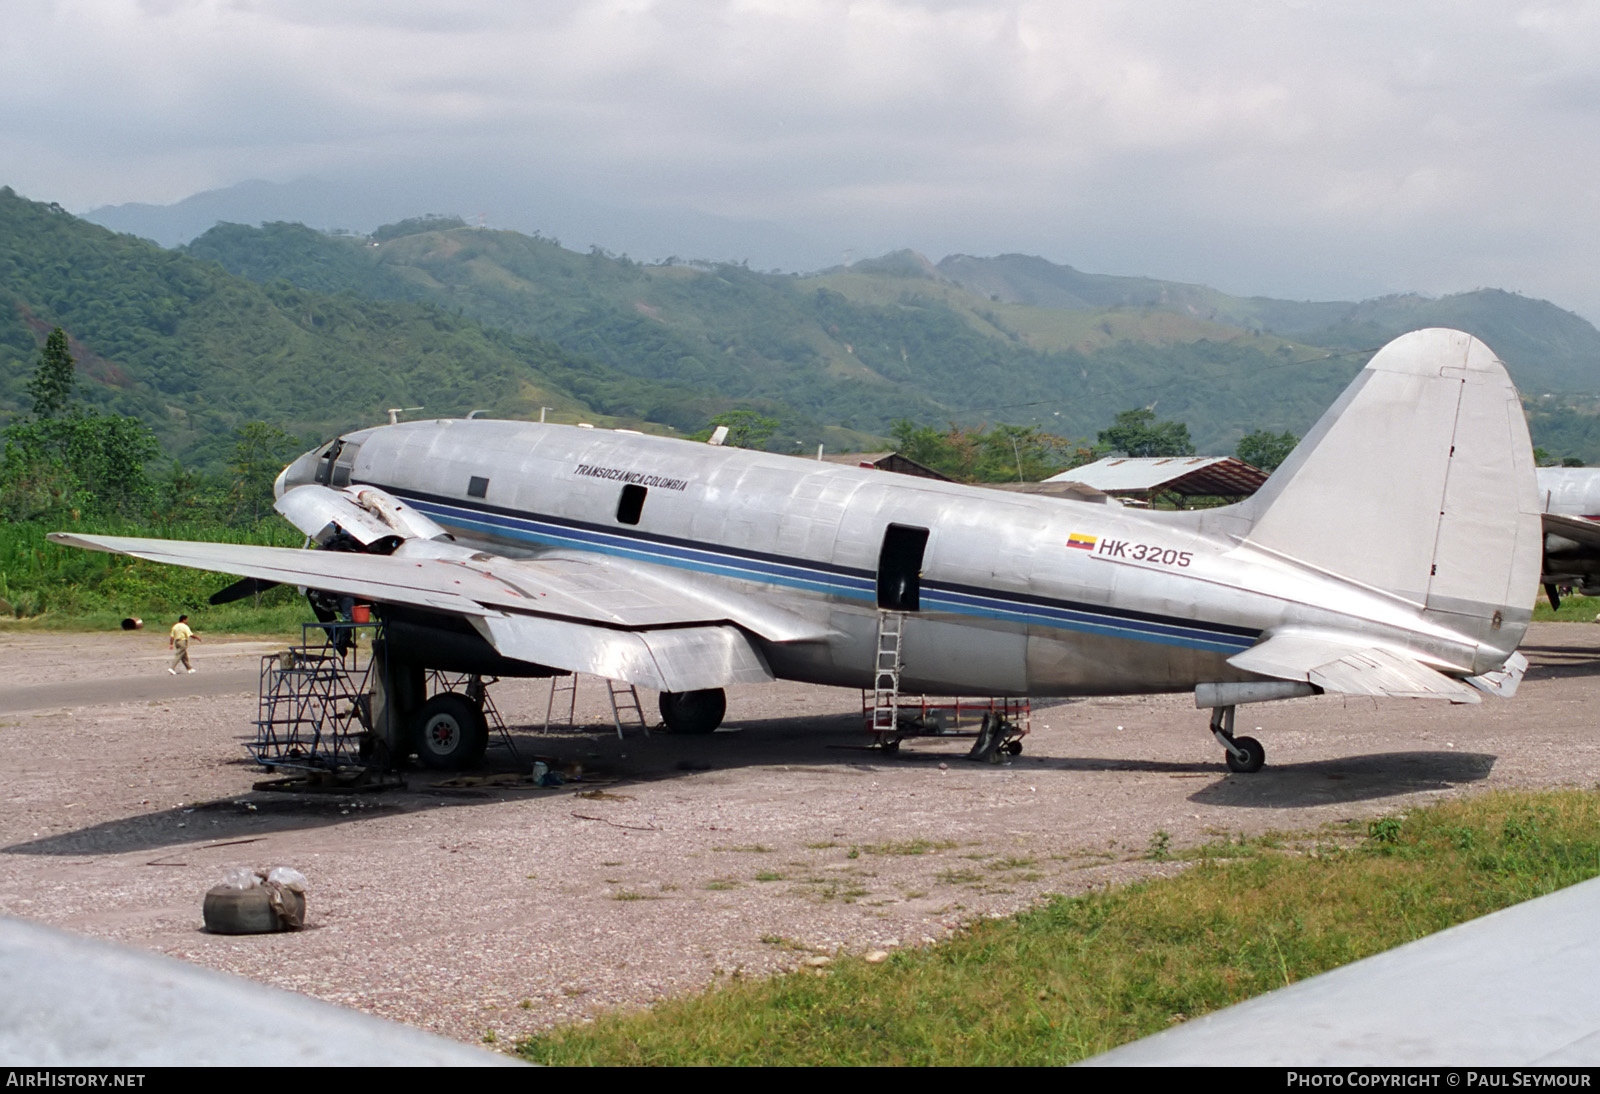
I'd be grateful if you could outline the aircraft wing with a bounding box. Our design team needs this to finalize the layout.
[46,533,826,693]
[1227,628,1484,704]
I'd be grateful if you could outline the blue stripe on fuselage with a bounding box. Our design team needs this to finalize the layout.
[391,489,1257,655]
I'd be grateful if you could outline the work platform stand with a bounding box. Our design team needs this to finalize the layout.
[253,621,382,778]
[863,610,1030,763]
[253,620,516,785]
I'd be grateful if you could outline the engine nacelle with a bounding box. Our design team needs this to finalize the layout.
[276,484,450,549]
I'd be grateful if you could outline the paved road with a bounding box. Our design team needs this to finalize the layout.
[0,635,282,713]
[0,668,262,714]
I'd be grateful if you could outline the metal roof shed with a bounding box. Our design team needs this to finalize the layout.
[1045,455,1268,505]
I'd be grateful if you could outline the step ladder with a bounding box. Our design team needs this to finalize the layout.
[543,673,578,731]
[543,674,650,739]
[252,621,379,771]
[606,679,649,739]
[870,611,906,734]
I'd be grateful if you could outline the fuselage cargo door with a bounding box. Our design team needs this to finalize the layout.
[877,524,929,611]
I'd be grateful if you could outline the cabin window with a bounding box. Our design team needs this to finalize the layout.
[877,524,929,611]
[617,484,647,525]
[467,476,489,499]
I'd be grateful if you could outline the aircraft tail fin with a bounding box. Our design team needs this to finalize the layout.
[1234,328,1541,656]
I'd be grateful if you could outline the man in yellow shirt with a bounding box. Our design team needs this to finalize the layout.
[168,614,200,674]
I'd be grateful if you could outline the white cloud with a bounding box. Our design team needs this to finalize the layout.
[3,0,1599,317]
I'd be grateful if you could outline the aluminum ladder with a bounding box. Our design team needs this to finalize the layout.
[606,678,649,739]
[870,610,906,735]
[543,674,649,739]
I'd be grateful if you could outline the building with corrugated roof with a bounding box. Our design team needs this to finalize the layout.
[817,451,954,481]
[1044,455,1268,505]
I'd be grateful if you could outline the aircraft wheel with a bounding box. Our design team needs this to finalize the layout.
[414,693,488,770]
[659,688,726,734]
[1224,735,1265,774]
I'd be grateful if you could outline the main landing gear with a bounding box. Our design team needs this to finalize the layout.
[659,688,727,735]
[413,690,489,771]
[1209,704,1265,774]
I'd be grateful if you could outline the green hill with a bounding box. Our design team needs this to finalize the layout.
[933,253,1600,396]
[8,183,1600,469]
[0,188,714,467]
[180,222,1367,452]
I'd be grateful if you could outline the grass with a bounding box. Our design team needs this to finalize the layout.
[0,518,316,635]
[856,839,958,856]
[0,601,315,636]
[1533,592,1600,622]
[520,790,1600,1066]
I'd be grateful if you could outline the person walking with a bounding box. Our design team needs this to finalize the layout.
[168,614,200,674]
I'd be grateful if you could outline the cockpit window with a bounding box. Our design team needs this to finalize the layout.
[328,440,361,487]
[314,440,343,486]
[468,476,489,499]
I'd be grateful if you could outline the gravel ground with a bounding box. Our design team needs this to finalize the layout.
[2,623,1598,1051]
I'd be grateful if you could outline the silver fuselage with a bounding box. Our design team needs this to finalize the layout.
[280,419,1506,697]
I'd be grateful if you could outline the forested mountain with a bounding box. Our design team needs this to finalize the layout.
[932,253,1600,396]
[0,189,718,467]
[8,182,1600,470]
[181,216,1600,458]
[178,220,1357,453]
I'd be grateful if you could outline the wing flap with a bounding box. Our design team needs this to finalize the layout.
[1228,629,1482,704]
[1464,650,1528,698]
[473,615,773,693]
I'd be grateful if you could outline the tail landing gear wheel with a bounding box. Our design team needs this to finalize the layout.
[414,693,488,770]
[1224,735,1265,774]
[659,688,726,734]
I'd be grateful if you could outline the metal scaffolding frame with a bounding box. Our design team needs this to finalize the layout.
[252,620,518,774]
[253,621,379,772]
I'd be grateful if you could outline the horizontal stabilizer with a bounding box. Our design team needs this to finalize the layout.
[1228,629,1482,704]
[1464,650,1527,698]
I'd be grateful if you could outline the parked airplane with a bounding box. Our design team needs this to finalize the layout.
[1536,466,1600,605]
[52,329,1541,773]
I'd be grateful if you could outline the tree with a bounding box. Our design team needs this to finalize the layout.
[228,422,300,524]
[890,419,956,473]
[0,411,158,520]
[1236,429,1299,472]
[1097,408,1195,458]
[693,410,778,450]
[890,419,1095,483]
[26,327,75,419]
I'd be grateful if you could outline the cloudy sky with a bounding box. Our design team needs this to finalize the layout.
[6,0,1600,319]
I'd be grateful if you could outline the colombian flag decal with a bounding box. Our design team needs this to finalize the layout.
[1067,533,1097,551]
